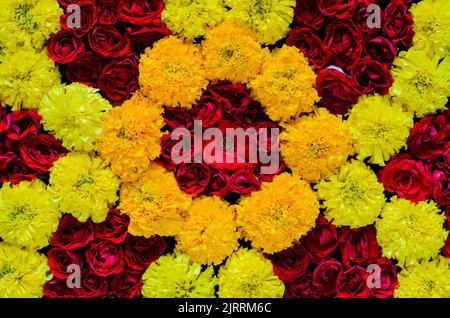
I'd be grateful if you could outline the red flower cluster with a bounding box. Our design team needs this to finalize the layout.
[287,0,414,114]
[43,210,167,298]
[47,0,170,103]
[0,107,67,183]
[269,216,398,298]
[158,81,284,197]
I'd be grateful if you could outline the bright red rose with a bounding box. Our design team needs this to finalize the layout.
[336,266,370,298]
[432,169,450,206]
[109,271,142,298]
[96,0,119,25]
[117,0,164,25]
[340,226,381,268]
[284,273,319,298]
[312,258,343,297]
[6,110,41,141]
[318,0,357,19]
[294,0,325,29]
[301,215,340,262]
[192,96,222,128]
[88,25,132,59]
[286,27,330,69]
[383,0,414,46]
[175,163,211,194]
[208,81,251,114]
[123,235,167,271]
[79,267,109,298]
[125,22,171,53]
[378,153,433,203]
[86,241,124,277]
[364,36,397,66]
[66,51,104,87]
[203,169,230,197]
[61,1,98,38]
[316,68,359,114]
[228,169,261,194]
[369,257,398,298]
[43,279,79,298]
[0,155,36,183]
[95,209,130,244]
[47,248,84,279]
[51,214,94,250]
[442,236,450,259]
[351,57,393,95]
[269,244,309,283]
[47,30,85,64]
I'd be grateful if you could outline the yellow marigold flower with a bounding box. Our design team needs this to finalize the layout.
[225,0,295,45]
[218,249,284,298]
[347,94,413,166]
[249,45,318,122]
[316,160,386,228]
[139,36,207,108]
[119,163,192,237]
[0,180,60,249]
[49,152,120,223]
[142,254,216,298]
[411,0,450,57]
[0,49,60,110]
[376,198,448,267]
[237,173,319,253]
[176,197,239,265]
[162,0,227,41]
[39,83,112,152]
[395,257,450,298]
[280,109,354,183]
[202,19,269,83]
[0,243,50,298]
[390,48,450,117]
[0,0,62,51]
[97,92,164,182]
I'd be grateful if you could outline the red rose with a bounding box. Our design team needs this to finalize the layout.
[110,271,142,298]
[0,107,8,133]
[19,134,67,174]
[61,1,98,38]
[88,25,132,59]
[6,110,41,140]
[286,27,330,69]
[301,215,340,262]
[208,81,251,114]
[236,102,272,129]
[47,30,85,64]
[318,0,357,19]
[159,133,191,171]
[325,19,363,70]
[95,209,130,244]
[47,248,84,279]
[316,68,359,114]
[229,169,262,195]
[312,258,343,297]
[66,51,104,87]
[383,0,414,46]
[97,57,139,103]
[351,57,393,95]
[284,273,319,298]
[86,241,124,277]
[79,267,109,298]
[43,279,79,298]
[269,244,309,283]
[175,163,211,195]
[294,0,325,29]
[432,169,450,206]
[117,0,164,25]
[442,236,450,259]
[364,36,397,66]
[192,96,222,128]
[163,107,193,130]
[203,169,230,197]
[340,226,381,268]
[407,114,449,160]
[378,153,433,203]
[257,160,285,183]
[123,235,167,271]
[445,207,450,231]
[336,266,370,298]
[125,22,171,53]
[96,0,119,25]
[51,214,94,250]
[0,154,36,183]
[369,257,398,298]
[58,0,95,5]
[353,3,381,34]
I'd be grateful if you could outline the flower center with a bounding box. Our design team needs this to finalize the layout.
[75,174,95,188]
[412,73,432,94]
[343,182,363,203]
[309,138,329,158]
[8,204,32,221]
[0,264,15,279]
[250,0,272,17]
[13,4,34,30]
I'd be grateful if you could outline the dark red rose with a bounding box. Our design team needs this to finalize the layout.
[97,57,139,103]
[79,267,109,298]
[96,0,119,25]
[229,169,261,194]
[175,163,211,194]
[47,248,84,279]
[336,266,370,298]
[286,27,330,69]
[51,214,94,250]
[159,133,192,171]
[203,169,230,197]
[340,226,381,268]
[284,273,319,298]
[86,241,124,277]
[208,82,251,114]
[378,153,433,203]
[316,68,359,114]
[47,30,85,64]
[407,114,448,160]
[117,0,164,25]
[318,0,357,19]
[43,279,79,298]
[325,19,363,70]
[0,107,8,133]
[269,244,309,283]
[123,235,167,271]
[58,0,95,5]
[354,3,381,34]
[433,169,450,206]
[110,271,142,298]
[163,107,193,130]
[61,1,98,38]
[66,51,104,87]
[125,22,171,53]
[88,25,132,59]
[294,0,325,29]
[442,236,450,259]
[192,96,222,128]
[351,57,393,95]
[95,209,130,244]
[19,134,67,174]
[364,36,397,66]
[236,102,272,129]
[312,258,343,297]
[445,207,450,231]
[0,155,36,183]
[301,215,340,262]
[6,110,41,140]
[257,160,285,183]
[383,0,414,46]
[369,257,398,298]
